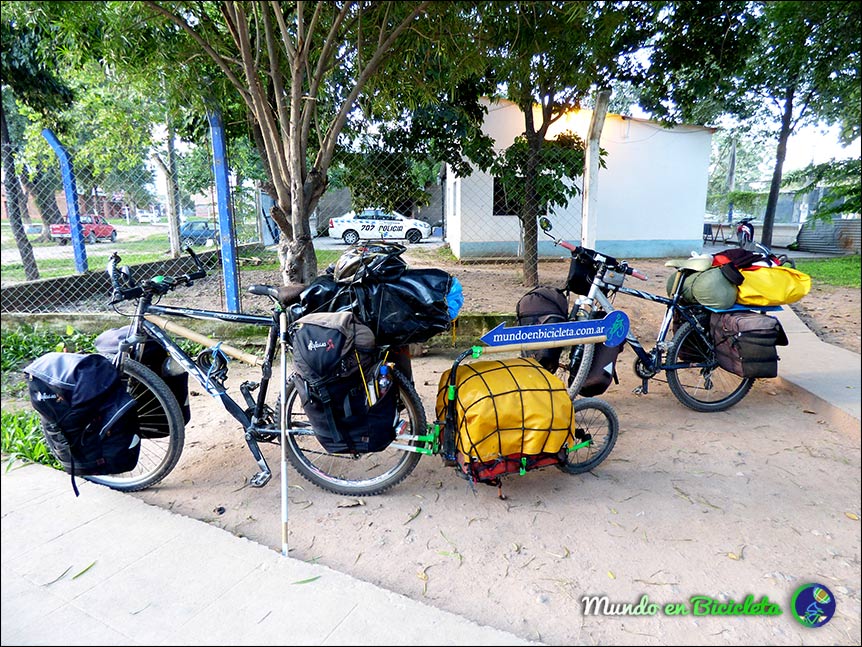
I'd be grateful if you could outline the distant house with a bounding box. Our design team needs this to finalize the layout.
[444,98,714,259]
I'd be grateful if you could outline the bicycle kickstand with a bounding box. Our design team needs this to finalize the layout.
[244,431,273,487]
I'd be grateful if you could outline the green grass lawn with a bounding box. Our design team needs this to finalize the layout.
[795,255,861,288]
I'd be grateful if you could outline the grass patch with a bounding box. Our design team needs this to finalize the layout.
[1,409,61,471]
[795,255,860,288]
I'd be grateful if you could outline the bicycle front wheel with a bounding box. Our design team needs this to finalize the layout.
[284,368,425,496]
[666,320,754,412]
[557,397,619,474]
[86,358,185,492]
[557,305,597,398]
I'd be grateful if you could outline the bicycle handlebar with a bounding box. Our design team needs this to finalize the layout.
[549,236,649,282]
[108,247,207,303]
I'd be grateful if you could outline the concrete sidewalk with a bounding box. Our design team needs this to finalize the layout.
[2,307,858,646]
[1,464,537,646]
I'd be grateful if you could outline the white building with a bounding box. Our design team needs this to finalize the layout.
[444,98,714,259]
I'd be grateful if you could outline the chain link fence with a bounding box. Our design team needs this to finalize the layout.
[3,107,595,319]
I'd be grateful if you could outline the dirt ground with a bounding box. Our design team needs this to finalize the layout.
[114,249,862,646]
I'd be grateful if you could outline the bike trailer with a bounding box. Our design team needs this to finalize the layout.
[23,352,140,495]
[435,357,575,486]
[95,325,191,427]
[516,286,569,372]
[709,311,789,378]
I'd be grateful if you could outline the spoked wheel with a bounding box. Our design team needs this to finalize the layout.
[665,320,754,412]
[85,359,185,492]
[557,397,619,474]
[283,368,425,496]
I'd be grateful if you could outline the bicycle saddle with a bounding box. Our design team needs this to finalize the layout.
[247,284,307,308]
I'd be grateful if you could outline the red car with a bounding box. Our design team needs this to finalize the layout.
[49,215,117,245]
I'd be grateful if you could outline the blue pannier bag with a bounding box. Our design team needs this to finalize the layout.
[23,352,140,496]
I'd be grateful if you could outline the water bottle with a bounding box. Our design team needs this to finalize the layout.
[377,364,392,399]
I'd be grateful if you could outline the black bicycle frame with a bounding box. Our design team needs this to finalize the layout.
[130,302,280,486]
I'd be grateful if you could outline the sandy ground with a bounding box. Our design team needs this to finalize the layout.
[121,253,861,646]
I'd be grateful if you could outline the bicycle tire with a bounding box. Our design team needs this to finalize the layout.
[665,320,754,412]
[557,397,619,474]
[85,358,185,492]
[283,367,425,496]
[557,306,597,398]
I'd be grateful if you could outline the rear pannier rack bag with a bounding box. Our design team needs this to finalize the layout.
[709,312,789,378]
[435,358,575,486]
[290,311,397,454]
[23,352,140,495]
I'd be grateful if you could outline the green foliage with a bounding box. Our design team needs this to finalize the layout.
[491,132,591,218]
[795,256,861,288]
[1,410,61,471]
[1,324,96,373]
[782,158,861,221]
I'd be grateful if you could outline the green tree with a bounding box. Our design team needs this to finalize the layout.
[1,18,75,280]
[641,1,861,248]
[481,1,657,286]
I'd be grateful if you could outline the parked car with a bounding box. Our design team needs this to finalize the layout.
[49,215,117,245]
[180,221,218,247]
[328,208,431,245]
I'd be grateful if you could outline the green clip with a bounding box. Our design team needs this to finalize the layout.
[471,345,483,359]
[447,385,456,401]
[519,456,527,476]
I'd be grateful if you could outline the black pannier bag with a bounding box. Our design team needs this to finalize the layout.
[709,312,789,378]
[516,286,569,372]
[579,343,622,396]
[295,269,455,347]
[290,312,397,454]
[95,326,191,427]
[353,268,455,345]
[23,352,140,495]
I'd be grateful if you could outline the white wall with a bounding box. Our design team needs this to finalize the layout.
[445,98,712,258]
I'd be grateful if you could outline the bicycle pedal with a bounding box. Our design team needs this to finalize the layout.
[632,385,647,395]
[249,470,272,488]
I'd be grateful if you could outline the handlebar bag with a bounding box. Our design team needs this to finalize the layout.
[290,312,396,453]
[709,312,789,378]
[736,266,811,306]
[95,326,190,427]
[516,286,569,372]
[435,358,574,485]
[23,352,140,495]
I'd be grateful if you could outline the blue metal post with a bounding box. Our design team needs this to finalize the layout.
[207,109,241,312]
[42,128,87,273]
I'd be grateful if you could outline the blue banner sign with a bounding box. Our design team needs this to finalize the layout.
[480,310,630,348]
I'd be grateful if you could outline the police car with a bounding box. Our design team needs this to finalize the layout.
[328,208,432,245]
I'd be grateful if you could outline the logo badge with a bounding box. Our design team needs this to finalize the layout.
[791,583,835,627]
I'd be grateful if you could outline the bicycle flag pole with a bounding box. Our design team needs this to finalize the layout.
[478,310,630,354]
[279,311,289,557]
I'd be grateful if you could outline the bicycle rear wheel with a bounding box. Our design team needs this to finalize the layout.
[557,397,619,474]
[284,368,425,496]
[85,358,185,492]
[666,320,754,412]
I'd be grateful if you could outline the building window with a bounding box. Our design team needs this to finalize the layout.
[493,177,519,217]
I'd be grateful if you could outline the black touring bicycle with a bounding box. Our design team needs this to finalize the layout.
[49,245,619,497]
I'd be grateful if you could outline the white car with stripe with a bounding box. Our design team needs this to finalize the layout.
[328,208,431,245]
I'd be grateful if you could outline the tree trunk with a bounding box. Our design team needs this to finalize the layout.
[1,106,39,280]
[762,86,795,249]
[521,142,541,288]
[22,170,64,243]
